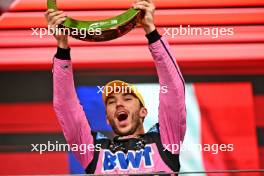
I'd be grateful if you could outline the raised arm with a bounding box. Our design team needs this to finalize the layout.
[45,9,94,168]
[53,48,94,168]
[148,32,186,154]
[134,0,186,154]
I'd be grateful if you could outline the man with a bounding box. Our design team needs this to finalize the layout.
[46,0,186,174]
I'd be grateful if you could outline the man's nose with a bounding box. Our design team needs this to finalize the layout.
[116,99,124,107]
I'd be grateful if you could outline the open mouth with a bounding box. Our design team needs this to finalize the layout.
[117,111,128,122]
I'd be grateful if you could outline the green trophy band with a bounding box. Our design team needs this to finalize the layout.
[47,0,143,42]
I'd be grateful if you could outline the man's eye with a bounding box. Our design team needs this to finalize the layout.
[125,98,132,101]
[108,101,115,104]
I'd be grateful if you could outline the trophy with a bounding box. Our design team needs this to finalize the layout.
[47,0,143,42]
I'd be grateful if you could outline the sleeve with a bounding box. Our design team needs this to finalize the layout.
[52,47,94,168]
[147,30,186,154]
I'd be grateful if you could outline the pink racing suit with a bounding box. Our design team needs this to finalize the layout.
[53,30,186,175]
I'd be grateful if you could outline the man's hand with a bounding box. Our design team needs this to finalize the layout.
[44,9,69,48]
[133,0,156,34]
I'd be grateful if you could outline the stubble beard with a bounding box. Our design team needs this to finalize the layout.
[111,111,142,136]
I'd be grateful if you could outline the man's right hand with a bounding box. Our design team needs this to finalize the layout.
[44,9,69,49]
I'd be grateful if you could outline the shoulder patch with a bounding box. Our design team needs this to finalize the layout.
[147,123,159,133]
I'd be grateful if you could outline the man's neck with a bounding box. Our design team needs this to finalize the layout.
[116,127,145,139]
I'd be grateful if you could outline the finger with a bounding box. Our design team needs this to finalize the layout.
[135,1,150,7]
[133,4,148,11]
[145,0,153,3]
[54,17,67,26]
[49,13,66,26]
[48,10,64,20]
[136,0,153,3]
[50,13,67,25]
[46,9,55,13]
[45,9,56,17]
[45,9,55,14]
[44,9,55,18]
[133,2,150,10]
[49,10,64,18]
[48,11,64,23]
[135,0,154,10]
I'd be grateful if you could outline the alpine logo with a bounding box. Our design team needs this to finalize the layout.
[103,145,154,171]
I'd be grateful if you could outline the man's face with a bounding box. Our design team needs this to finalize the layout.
[105,93,147,136]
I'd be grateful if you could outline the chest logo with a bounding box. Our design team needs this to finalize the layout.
[103,145,153,171]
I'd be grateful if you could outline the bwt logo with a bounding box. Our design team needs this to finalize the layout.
[103,145,153,171]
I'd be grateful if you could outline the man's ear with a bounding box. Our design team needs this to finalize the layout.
[139,107,148,118]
